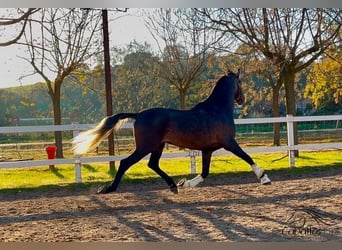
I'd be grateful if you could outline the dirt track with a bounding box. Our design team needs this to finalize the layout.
[0,167,341,242]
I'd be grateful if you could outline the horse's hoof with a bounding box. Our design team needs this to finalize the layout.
[177,178,187,187]
[170,184,178,194]
[97,184,110,194]
[260,174,271,185]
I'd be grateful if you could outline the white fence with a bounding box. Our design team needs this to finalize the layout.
[1,115,341,183]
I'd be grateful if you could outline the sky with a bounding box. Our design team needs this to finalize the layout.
[0,8,157,89]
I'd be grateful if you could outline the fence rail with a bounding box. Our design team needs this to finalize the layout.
[1,115,341,183]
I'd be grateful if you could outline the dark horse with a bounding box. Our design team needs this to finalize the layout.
[73,70,271,194]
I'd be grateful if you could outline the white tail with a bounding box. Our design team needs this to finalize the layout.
[72,117,127,156]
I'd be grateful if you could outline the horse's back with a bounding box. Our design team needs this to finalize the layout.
[134,107,177,126]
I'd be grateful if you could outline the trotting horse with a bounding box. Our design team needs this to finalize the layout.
[72,70,271,194]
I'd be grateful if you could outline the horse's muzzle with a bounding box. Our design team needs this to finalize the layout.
[236,95,244,105]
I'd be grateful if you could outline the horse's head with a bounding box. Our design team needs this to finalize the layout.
[228,69,244,105]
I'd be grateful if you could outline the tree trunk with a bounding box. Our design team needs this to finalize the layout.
[177,88,187,150]
[272,84,281,146]
[179,88,186,110]
[283,66,299,156]
[52,83,64,159]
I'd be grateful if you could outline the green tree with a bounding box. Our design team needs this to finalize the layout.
[242,49,285,145]
[305,47,342,112]
[62,64,105,123]
[112,42,177,113]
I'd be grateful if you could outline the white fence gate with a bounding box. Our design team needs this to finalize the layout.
[1,115,341,183]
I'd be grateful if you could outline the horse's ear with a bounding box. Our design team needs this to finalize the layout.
[227,69,233,75]
[237,69,241,78]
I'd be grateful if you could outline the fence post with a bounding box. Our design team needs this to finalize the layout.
[189,150,198,174]
[72,126,82,183]
[75,158,82,183]
[286,114,296,168]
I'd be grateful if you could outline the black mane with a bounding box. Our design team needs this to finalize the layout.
[193,74,237,112]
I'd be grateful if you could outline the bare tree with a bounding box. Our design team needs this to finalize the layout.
[146,8,217,109]
[0,8,39,46]
[20,8,102,158]
[253,60,284,145]
[199,8,342,151]
[241,45,285,145]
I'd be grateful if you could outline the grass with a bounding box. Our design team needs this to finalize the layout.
[0,150,341,192]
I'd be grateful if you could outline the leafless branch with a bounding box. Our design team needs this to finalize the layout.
[0,8,40,46]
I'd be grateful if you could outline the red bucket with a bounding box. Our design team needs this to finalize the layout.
[45,145,57,169]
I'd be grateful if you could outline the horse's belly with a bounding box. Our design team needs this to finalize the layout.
[164,131,221,150]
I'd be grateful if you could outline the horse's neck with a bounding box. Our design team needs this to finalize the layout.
[197,80,235,113]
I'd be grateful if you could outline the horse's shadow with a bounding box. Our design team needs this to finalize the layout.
[0,163,341,241]
[1,162,341,200]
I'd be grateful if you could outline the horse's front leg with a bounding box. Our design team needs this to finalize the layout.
[178,150,212,188]
[225,138,271,185]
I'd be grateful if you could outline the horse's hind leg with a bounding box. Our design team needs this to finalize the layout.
[178,149,213,188]
[225,138,271,185]
[98,150,148,194]
[148,143,178,194]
